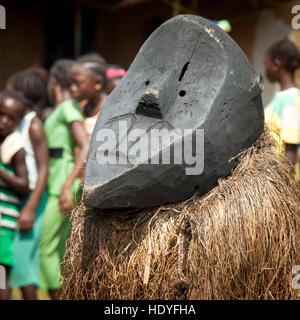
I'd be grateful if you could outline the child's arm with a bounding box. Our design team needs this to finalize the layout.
[0,148,29,194]
[59,120,89,213]
[280,103,300,166]
[285,143,297,166]
[18,117,49,233]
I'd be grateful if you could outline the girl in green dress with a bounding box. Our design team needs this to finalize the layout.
[39,59,89,300]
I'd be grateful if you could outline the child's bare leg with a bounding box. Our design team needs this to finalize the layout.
[49,289,60,300]
[21,285,37,300]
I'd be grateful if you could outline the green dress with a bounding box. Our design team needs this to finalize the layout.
[39,99,84,290]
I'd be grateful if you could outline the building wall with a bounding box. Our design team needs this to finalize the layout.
[93,1,261,69]
[93,1,172,69]
[0,3,45,89]
[0,0,299,98]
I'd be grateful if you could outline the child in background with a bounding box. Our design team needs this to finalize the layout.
[39,59,89,299]
[0,91,29,299]
[105,64,126,95]
[6,68,48,119]
[264,38,300,179]
[6,69,49,300]
[71,53,108,139]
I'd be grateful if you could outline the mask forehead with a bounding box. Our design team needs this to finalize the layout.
[102,17,227,129]
[84,15,264,210]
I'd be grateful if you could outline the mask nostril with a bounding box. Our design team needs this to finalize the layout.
[137,70,176,119]
[179,90,186,97]
[136,88,162,119]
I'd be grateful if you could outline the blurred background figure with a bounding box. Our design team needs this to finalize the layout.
[0,91,29,300]
[6,68,48,119]
[264,38,300,180]
[105,64,126,95]
[6,68,49,300]
[71,53,108,139]
[39,59,89,300]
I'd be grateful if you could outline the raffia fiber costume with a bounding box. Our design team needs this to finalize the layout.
[60,132,300,300]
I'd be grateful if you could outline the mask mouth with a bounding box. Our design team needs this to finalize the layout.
[136,88,162,119]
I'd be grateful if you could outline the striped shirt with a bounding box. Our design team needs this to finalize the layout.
[0,162,21,230]
[0,131,23,230]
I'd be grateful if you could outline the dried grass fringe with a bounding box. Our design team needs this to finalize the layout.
[60,130,300,300]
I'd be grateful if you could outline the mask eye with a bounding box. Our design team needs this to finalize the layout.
[145,80,150,86]
[178,61,190,82]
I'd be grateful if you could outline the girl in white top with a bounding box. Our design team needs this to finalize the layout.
[5,68,49,300]
[19,111,39,190]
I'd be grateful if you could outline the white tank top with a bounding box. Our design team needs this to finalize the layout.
[19,111,38,190]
